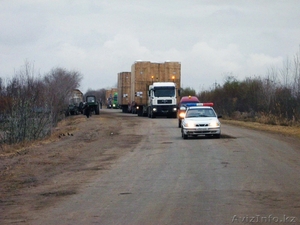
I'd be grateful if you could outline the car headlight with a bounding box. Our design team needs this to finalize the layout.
[136,106,139,110]
[179,112,186,118]
[173,107,177,111]
[209,121,220,127]
[153,108,157,112]
[184,121,195,128]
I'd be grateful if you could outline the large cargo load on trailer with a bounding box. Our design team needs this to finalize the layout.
[105,90,111,108]
[117,72,131,113]
[130,61,181,117]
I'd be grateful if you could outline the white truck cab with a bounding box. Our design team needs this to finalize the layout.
[147,82,177,118]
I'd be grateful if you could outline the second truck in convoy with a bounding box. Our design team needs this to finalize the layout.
[118,61,181,118]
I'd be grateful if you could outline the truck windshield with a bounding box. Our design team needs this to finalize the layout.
[87,97,95,103]
[153,87,175,97]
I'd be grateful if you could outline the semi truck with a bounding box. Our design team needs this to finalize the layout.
[112,92,118,109]
[105,88,117,108]
[129,61,181,117]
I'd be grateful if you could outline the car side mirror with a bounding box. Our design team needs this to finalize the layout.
[180,106,186,110]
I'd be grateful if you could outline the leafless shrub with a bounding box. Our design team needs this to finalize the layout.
[0,63,82,145]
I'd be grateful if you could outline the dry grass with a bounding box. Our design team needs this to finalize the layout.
[221,119,300,139]
[0,116,85,157]
[45,116,85,143]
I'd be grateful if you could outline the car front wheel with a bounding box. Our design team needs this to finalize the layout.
[214,133,221,138]
[181,128,188,139]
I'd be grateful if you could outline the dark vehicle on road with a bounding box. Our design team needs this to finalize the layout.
[84,95,100,116]
[177,96,200,127]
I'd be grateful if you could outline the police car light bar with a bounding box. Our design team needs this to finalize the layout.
[185,102,214,107]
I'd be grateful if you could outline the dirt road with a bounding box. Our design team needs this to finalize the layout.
[1,109,300,224]
[0,109,143,224]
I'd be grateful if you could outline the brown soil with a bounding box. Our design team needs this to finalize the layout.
[0,110,142,224]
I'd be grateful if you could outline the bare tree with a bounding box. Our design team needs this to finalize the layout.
[1,62,53,144]
[292,46,300,97]
[43,67,82,126]
[263,66,278,112]
[280,57,292,87]
[0,64,83,145]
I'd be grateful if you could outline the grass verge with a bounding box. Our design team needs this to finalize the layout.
[221,119,300,139]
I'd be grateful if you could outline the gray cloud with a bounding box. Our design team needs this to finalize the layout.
[1,0,299,93]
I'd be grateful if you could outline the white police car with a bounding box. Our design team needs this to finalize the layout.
[181,103,222,139]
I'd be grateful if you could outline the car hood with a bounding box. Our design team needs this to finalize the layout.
[183,117,219,123]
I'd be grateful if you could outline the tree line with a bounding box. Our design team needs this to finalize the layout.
[1,48,299,146]
[197,49,300,126]
[0,62,82,145]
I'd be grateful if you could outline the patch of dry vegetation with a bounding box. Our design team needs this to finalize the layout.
[0,116,85,157]
[222,118,300,139]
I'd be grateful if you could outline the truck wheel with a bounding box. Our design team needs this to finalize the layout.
[151,111,156,118]
[95,106,100,115]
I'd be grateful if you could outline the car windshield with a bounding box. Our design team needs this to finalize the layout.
[186,108,216,118]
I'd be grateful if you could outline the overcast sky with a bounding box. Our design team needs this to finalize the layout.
[1,0,300,93]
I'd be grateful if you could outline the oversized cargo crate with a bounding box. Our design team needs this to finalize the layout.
[105,90,111,105]
[130,61,181,106]
[162,61,181,103]
[117,72,131,106]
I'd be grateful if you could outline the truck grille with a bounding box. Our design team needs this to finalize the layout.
[158,99,172,104]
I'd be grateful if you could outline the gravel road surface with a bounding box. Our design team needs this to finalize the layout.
[1,109,300,225]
